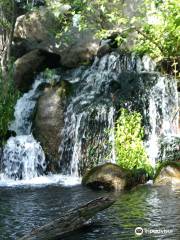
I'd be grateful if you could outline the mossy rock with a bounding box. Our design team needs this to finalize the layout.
[154,161,180,185]
[56,80,73,99]
[82,163,148,191]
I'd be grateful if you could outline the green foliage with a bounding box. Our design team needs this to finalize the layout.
[114,108,153,176]
[44,0,179,67]
[45,0,73,41]
[0,63,20,145]
[45,0,126,40]
[133,0,180,61]
[43,68,57,86]
[57,80,73,99]
[0,0,14,30]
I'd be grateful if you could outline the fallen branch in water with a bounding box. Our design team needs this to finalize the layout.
[19,196,115,240]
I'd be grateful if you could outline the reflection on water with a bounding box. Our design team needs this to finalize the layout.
[0,184,179,240]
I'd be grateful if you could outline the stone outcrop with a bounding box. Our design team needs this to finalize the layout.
[12,1,149,71]
[14,7,57,47]
[33,86,64,172]
[82,163,148,191]
[14,7,100,69]
[154,162,180,185]
[59,29,99,68]
[14,49,61,92]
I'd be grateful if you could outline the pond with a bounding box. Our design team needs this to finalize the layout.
[0,179,179,240]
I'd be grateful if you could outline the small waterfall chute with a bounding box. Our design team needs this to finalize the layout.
[1,74,49,182]
[9,74,52,135]
[0,71,81,185]
[1,135,46,180]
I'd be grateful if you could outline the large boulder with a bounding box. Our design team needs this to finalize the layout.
[59,29,99,68]
[154,162,180,185]
[14,7,57,48]
[82,163,148,191]
[33,86,64,172]
[14,49,61,92]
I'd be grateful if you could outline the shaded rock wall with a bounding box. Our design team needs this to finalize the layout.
[33,86,64,172]
[14,49,60,92]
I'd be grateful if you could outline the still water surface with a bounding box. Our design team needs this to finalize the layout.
[0,182,179,240]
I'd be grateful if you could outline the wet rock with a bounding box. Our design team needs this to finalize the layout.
[97,44,112,58]
[82,163,148,191]
[157,57,180,77]
[154,162,180,185]
[14,49,61,92]
[59,29,99,68]
[33,86,64,172]
[157,136,180,162]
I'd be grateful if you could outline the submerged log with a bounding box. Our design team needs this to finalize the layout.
[19,197,115,240]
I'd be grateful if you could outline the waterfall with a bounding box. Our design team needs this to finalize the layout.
[0,72,81,185]
[59,54,120,177]
[1,75,48,181]
[9,75,47,135]
[1,135,46,180]
[145,75,179,165]
[59,52,178,175]
[1,51,178,182]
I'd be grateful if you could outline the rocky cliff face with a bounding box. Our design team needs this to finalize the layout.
[33,86,65,172]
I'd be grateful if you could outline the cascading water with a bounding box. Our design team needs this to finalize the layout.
[145,75,179,165]
[9,75,47,135]
[59,54,120,177]
[1,135,46,180]
[59,52,179,175]
[0,72,81,186]
[0,51,178,182]
[0,75,48,181]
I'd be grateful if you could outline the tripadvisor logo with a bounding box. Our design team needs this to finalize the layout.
[135,227,144,236]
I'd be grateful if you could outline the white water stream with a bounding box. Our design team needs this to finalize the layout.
[0,74,81,186]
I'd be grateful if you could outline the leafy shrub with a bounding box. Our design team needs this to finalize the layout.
[133,0,180,61]
[114,108,153,176]
[0,64,20,145]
